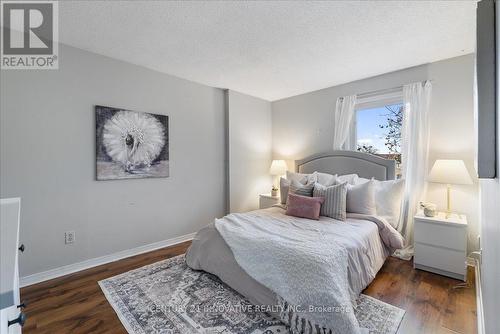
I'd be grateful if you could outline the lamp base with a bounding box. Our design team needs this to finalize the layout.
[445,184,451,219]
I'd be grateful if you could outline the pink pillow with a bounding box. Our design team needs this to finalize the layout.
[285,193,325,220]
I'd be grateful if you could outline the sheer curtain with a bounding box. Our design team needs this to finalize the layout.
[333,95,357,150]
[394,81,432,260]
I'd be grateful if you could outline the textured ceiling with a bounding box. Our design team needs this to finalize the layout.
[58,1,476,101]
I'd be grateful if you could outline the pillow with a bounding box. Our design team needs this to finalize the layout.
[279,177,291,204]
[285,193,324,220]
[315,172,338,186]
[346,180,376,215]
[354,177,371,185]
[286,171,317,184]
[280,178,315,205]
[338,173,359,185]
[289,179,315,198]
[374,179,405,228]
[313,182,347,221]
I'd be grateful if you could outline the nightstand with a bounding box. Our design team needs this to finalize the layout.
[414,212,468,281]
[259,194,280,209]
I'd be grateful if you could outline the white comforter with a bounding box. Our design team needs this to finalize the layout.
[214,207,404,334]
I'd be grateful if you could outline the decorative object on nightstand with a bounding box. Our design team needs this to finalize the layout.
[259,194,280,209]
[428,159,473,218]
[269,160,287,197]
[414,211,468,281]
[420,202,437,217]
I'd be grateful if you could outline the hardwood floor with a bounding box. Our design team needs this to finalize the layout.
[364,257,477,334]
[21,241,476,334]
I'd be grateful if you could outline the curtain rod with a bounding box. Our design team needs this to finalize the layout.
[356,79,433,99]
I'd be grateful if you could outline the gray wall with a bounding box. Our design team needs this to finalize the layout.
[227,90,272,212]
[272,54,480,253]
[0,44,226,277]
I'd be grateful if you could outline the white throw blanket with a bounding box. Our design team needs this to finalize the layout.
[215,210,367,334]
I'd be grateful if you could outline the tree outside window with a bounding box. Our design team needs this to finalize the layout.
[356,103,403,176]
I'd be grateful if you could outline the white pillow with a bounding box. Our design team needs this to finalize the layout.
[374,179,405,228]
[346,180,376,215]
[279,177,290,204]
[338,173,359,185]
[355,177,371,185]
[286,171,317,184]
[315,172,338,186]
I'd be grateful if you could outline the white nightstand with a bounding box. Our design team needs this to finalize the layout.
[414,212,468,281]
[259,194,280,209]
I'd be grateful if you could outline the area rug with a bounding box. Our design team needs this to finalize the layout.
[99,255,405,334]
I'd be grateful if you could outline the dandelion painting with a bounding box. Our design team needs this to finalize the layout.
[95,106,169,180]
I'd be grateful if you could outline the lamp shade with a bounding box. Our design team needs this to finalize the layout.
[269,160,287,176]
[428,159,473,185]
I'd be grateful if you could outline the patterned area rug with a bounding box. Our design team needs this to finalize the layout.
[99,255,405,334]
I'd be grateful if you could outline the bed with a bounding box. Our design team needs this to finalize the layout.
[186,151,401,333]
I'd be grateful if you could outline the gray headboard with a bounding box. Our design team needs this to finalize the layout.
[295,151,396,181]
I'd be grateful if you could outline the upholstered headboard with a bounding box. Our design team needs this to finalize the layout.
[295,151,396,181]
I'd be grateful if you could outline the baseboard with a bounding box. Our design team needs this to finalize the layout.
[20,232,196,288]
[474,258,485,334]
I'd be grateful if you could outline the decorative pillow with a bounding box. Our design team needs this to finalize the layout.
[286,171,317,184]
[313,182,347,221]
[338,173,359,185]
[346,179,376,215]
[279,177,291,204]
[289,179,315,198]
[374,179,405,228]
[354,177,371,185]
[315,172,338,186]
[285,193,324,220]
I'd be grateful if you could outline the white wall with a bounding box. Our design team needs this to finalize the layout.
[480,180,499,334]
[425,55,479,253]
[479,5,500,333]
[227,90,272,212]
[272,54,480,253]
[0,44,226,277]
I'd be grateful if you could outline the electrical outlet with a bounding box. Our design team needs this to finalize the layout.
[65,231,75,244]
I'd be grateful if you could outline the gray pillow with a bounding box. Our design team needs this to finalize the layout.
[289,179,315,199]
[313,182,347,221]
[281,173,317,205]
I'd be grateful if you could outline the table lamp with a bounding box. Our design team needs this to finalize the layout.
[269,160,287,196]
[428,159,473,218]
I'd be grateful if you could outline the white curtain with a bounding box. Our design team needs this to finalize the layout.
[394,81,432,260]
[333,95,357,150]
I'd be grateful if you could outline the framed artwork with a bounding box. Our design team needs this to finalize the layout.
[95,105,169,180]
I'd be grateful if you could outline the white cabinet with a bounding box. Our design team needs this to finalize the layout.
[259,194,280,209]
[414,212,468,281]
[1,198,24,334]
[0,306,22,334]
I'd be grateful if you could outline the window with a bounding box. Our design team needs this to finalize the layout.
[356,102,404,175]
